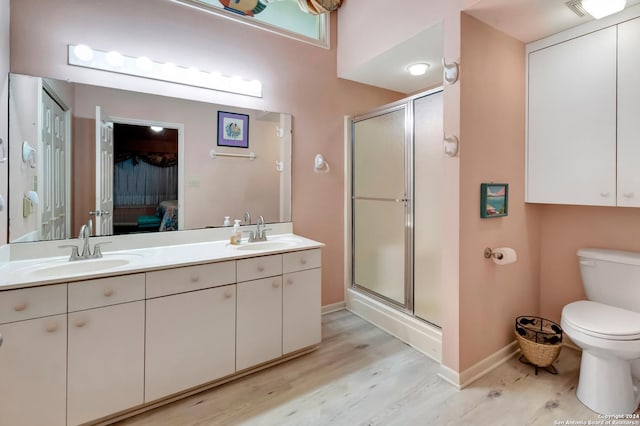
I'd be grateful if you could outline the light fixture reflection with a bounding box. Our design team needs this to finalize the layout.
[67,44,262,97]
[150,126,164,132]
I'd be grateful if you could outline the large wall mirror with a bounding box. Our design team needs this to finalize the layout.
[8,73,292,243]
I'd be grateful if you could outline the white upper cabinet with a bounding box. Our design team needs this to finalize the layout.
[527,26,617,205]
[617,18,640,207]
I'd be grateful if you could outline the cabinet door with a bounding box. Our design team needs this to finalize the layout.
[0,315,67,426]
[145,285,236,402]
[283,268,321,354]
[527,26,617,206]
[67,301,144,426]
[236,277,282,371]
[618,18,640,207]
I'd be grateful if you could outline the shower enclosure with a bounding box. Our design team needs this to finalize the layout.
[351,88,443,326]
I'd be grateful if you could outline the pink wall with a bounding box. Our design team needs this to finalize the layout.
[9,0,401,306]
[0,0,9,255]
[539,205,640,324]
[459,14,541,371]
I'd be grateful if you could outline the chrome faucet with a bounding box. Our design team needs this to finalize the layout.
[59,220,109,261]
[248,215,270,242]
[243,211,252,225]
[79,223,91,258]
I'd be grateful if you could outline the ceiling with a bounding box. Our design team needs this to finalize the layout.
[342,0,640,94]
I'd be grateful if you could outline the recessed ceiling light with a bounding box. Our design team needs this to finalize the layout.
[581,0,626,19]
[150,126,164,132]
[406,62,431,76]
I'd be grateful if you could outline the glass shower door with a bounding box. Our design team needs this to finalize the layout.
[352,106,411,309]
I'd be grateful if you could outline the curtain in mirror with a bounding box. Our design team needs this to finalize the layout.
[114,159,178,206]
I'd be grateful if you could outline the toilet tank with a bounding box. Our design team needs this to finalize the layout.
[578,248,640,313]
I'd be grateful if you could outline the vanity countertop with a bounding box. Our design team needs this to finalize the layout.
[0,234,324,291]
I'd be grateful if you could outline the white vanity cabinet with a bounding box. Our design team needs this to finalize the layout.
[236,250,322,369]
[237,276,283,370]
[0,285,67,426]
[236,255,284,370]
[0,238,323,425]
[527,26,617,206]
[66,274,145,426]
[145,262,236,402]
[283,249,322,354]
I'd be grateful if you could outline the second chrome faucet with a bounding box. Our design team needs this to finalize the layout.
[248,215,270,242]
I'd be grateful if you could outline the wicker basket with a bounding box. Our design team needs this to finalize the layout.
[514,316,563,368]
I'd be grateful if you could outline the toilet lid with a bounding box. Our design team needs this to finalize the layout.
[562,301,640,340]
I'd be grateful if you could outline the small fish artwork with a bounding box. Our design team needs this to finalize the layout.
[218,0,267,16]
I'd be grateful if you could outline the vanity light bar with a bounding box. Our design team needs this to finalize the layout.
[67,44,263,98]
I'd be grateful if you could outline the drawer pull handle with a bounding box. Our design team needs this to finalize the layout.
[600,192,610,198]
[75,319,87,328]
[14,302,27,312]
[287,279,294,286]
[46,322,58,333]
[624,192,635,198]
[190,275,200,283]
[257,265,265,272]
[103,288,114,297]
[272,281,280,289]
[224,290,233,299]
[300,258,307,265]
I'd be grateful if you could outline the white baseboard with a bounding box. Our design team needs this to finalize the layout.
[438,341,521,390]
[322,301,346,315]
[346,288,442,363]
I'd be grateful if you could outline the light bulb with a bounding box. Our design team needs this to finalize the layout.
[136,56,153,72]
[162,62,177,78]
[106,51,124,67]
[73,44,94,62]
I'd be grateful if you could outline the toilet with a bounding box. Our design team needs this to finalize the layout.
[561,248,640,415]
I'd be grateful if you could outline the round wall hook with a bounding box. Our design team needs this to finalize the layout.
[443,58,460,85]
[22,141,37,168]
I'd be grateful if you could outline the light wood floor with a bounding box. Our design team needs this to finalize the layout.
[115,310,625,426]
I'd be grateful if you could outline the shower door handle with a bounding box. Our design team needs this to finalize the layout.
[352,196,409,203]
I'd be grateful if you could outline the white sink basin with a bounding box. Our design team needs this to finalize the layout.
[233,237,303,251]
[26,255,142,278]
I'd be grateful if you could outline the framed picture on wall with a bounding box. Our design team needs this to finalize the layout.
[480,183,508,218]
[217,111,249,148]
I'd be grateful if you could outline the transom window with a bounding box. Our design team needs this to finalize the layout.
[173,0,329,48]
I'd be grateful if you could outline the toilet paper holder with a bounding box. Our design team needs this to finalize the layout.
[484,247,504,260]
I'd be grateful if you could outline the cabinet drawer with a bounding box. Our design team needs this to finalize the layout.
[146,261,236,298]
[237,255,282,283]
[0,285,67,324]
[283,249,321,273]
[68,274,145,312]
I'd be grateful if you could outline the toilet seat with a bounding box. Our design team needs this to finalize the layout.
[562,301,640,341]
